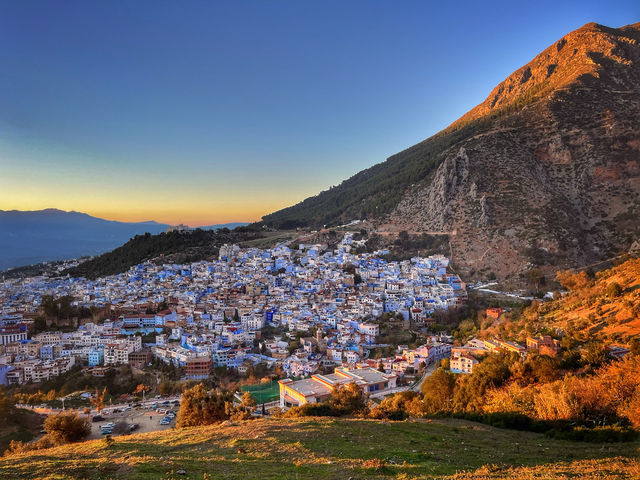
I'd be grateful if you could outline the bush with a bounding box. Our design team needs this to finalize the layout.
[177,384,233,428]
[329,383,368,416]
[546,426,638,443]
[286,403,339,418]
[607,282,623,298]
[43,412,91,445]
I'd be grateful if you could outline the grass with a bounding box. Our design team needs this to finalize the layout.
[0,408,43,454]
[1,417,638,479]
[240,381,280,404]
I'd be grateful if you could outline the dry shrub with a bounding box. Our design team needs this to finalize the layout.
[362,458,386,470]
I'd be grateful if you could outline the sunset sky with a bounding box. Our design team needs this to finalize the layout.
[1,0,637,226]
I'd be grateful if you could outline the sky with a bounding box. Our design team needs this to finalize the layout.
[0,1,638,226]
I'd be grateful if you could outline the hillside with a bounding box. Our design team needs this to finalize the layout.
[532,257,640,343]
[263,22,640,283]
[0,408,43,456]
[0,209,169,271]
[63,228,264,279]
[1,417,638,479]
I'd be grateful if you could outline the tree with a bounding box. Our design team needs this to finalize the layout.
[0,389,15,426]
[176,384,232,427]
[133,384,150,399]
[90,387,108,413]
[369,390,423,420]
[329,382,368,415]
[526,269,546,292]
[43,412,91,445]
[229,392,256,421]
[421,368,456,413]
[555,270,591,291]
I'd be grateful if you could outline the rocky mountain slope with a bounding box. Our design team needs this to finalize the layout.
[264,22,640,283]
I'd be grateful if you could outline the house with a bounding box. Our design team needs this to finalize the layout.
[185,357,212,379]
[128,349,152,369]
[88,348,104,367]
[526,336,560,357]
[450,353,478,374]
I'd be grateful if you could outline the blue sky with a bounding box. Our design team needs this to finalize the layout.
[0,0,637,225]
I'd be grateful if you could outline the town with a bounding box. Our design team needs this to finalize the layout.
[0,233,468,403]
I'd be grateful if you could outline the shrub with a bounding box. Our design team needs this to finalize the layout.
[43,412,90,445]
[329,383,368,416]
[546,426,638,443]
[286,403,339,418]
[607,282,623,298]
[176,384,232,427]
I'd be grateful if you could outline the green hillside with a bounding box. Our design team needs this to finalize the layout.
[63,228,263,279]
[261,121,485,229]
[1,417,638,479]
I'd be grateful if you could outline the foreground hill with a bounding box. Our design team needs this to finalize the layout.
[1,417,638,479]
[0,209,169,271]
[263,22,640,283]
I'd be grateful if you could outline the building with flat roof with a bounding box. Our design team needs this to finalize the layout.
[185,356,212,379]
[278,366,397,408]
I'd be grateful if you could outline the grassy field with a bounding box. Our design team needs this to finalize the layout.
[240,381,280,404]
[1,417,638,479]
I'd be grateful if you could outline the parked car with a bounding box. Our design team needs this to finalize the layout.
[92,415,104,422]
[101,429,113,435]
[129,423,139,431]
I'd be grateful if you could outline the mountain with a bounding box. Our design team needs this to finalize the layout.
[200,222,249,230]
[263,22,640,283]
[0,209,169,270]
[2,417,638,479]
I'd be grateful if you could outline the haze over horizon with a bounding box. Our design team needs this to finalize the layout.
[1,0,637,226]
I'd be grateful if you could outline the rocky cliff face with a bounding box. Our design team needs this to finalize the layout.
[264,22,640,283]
[381,22,640,282]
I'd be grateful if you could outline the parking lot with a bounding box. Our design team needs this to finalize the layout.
[89,400,180,439]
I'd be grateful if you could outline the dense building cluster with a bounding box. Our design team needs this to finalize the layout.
[0,234,465,386]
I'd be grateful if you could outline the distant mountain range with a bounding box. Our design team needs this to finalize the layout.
[263,22,640,283]
[0,209,247,270]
